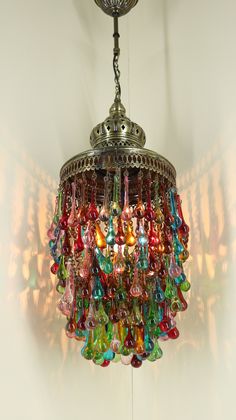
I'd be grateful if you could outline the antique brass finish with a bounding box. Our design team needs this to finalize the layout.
[94,0,138,17]
[59,0,177,201]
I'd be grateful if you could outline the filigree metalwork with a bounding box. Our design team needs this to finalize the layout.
[94,0,138,17]
[60,147,176,188]
[90,102,146,149]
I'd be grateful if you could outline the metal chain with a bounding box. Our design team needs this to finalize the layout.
[113,15,121,102]
[113,51,121,102]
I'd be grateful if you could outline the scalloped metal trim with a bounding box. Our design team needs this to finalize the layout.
[60,147,176,186]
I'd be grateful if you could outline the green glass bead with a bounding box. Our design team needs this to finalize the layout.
[106,216,116,245]
[137,257,149,271]
[101,257,113,275]
[173,234,184,255]
[153,326,162,338]
[57,256,68,281]
[165,283,177,299]
[119,345,131,356]
[92,276,104,300]
[170,297,182,312]
[180,280,191,292]
[95,326,110,353]
[81,344,94,360]
[148,341,163,362]
[144,333,154,353]
[95,302,109,325]
[133,302,143,326]
[113,354,121,363]
[49,239,55,249]
[111,174,121,216]
[93,352,104,365]
[56,283,65,294]
[106,322,114,342]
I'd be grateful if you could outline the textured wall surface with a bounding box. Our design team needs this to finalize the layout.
[0,1,236,419]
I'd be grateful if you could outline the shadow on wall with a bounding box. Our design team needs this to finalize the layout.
[1,138,235,372]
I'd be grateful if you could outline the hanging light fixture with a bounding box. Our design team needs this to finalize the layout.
[48,0,190,368]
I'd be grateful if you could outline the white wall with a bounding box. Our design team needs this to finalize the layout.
[1,1,236,420]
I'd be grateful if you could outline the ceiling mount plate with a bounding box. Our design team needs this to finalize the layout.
[94,0,138,17]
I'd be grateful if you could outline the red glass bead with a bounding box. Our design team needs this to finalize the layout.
[148,221,159,248]
[78,206,87,225]
[158,259,167,280]
[134,200,145,219]
[149,251,159,272]
[124,329,136,349]
[77,313,87,331]
[81,286,90,299]
[65,318,77,338]
[176,194,190,238]
[140,352,150,360]
[109,310,120,324]
[115,218,126,245]
[50,262,59,275]
[177,289,188,311]
[163,238,173,254]
[168,327,179,339]
[144,206,156,221]
[62,231,72,256]
[131,355,142,368]
[107,285,117,299]
[142,289,149,301]
[59,214,68,230]
[87,202,99,221]
[164,212,174,227]
[101,360,110,367]
[74,226,84,253]
[159,317,171,332]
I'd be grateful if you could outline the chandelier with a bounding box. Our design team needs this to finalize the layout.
[48,0,190,368]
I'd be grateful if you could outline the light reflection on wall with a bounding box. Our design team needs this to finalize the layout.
[1,141,84,370]
[1,138,235,372]
[175,138,236,370]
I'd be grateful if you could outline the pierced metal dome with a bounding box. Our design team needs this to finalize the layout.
[94,0,138,17]
[90,100,146,149]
